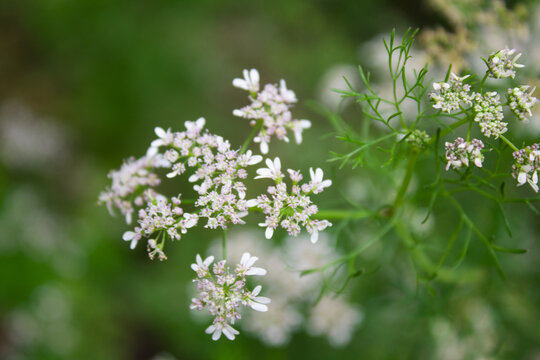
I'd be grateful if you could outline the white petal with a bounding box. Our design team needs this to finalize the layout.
[246,267,267,276]
[248,155,263,165]
[260,141,269,154]
[310,229,319,243]
[245,199,258,207]
[255,296,271,304]
[250,302,268,312]
[155,127,166,138]
[265,227,274,239]
[211,328,222,341]
[232,78,248,90]
[205,325,216,335]
[249,69,259,85]
[518,172,527,185]
[123,231,135,241]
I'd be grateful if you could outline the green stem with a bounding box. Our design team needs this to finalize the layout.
[222,229,227,261]
[314,209,375,220]
[478,72,489,91]
[500,135,519,152]
[393,151,418,209]
[239,119,264,154]
[436,117,470,140]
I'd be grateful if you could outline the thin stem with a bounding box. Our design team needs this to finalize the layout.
[239,119,264,154]
[436,117,469,140]
[314,209,375,220]
[478,72,489,91]
[500,135,519,152]
[221,229,227,261]
[393,151,418,209]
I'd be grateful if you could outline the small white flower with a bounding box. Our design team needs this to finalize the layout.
[512,144,540,192]
[122,231,140,249]
[246,285,271,312]
[232,69,260,93]
[237,252,267,276]
[291,119,312,144]
[205,322,240,341]
[309,168,332,193]
[255,158,284,181]
[184,117,206,138]
[151,127,174,148]
[487,48,524,79]
[279,79,297,103]
[191,254,214,277]
[308,220,332,244]
[254,136,270,154]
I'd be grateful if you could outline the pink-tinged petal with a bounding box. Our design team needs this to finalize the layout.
[205,325,216,335]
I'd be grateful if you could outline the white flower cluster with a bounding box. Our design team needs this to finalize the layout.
[233,69,312,154]
[150,118,263,230]
[210,231,363,347]
[98,153,169,224]
[190,253,270,341]
[486,47,524,79]
[444,137,484,171]
[429,73,472,113]
[254,158,332,243]
[122,195,198,260]
[512,144,540,192]
[508,86,539,121]
[472,91,506,138]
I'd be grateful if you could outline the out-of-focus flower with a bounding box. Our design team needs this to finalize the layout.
[306,296,363,347]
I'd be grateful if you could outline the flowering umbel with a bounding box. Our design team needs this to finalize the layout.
[512,144,540,192]
[233,68,312,154]
[444,137,484,171]
[507,86,539,121]
[190,253,270,341]
[486,48,524,79]
[254,158,332,243]
[429,73,472,113]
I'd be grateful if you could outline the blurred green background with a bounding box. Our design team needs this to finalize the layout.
[1,0,540,359]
